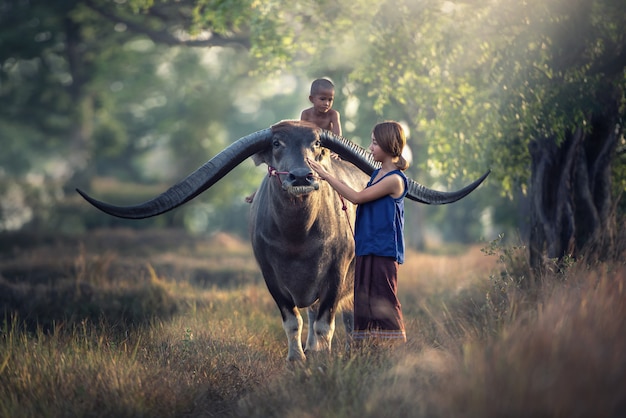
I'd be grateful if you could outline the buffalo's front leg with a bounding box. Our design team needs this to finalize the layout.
[281,306,306,362]
[305,306,336,354]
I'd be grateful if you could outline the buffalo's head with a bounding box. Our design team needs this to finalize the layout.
[251,121,326,197]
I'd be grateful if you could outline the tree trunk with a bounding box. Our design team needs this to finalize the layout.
[527,114,620,281]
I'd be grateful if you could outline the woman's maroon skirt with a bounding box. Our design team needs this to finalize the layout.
[352,254,406,342]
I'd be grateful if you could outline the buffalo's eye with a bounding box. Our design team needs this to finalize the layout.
[273,140,281,148]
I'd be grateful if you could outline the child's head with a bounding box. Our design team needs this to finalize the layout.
[309,79,336,113]
[310,78,335,96]
[372,121,410,171]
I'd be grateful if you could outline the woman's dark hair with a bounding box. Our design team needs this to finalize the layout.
[372,121,409,171]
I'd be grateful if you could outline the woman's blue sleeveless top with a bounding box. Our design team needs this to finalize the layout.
[354,169,408,264]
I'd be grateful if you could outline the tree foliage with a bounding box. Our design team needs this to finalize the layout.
[341,0,626,268]
[0,0,274,230]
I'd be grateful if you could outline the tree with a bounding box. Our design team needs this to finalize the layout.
[0,0,253,180]
[489,0,626,272]
[0,0,268,231]
[344,0,625,276]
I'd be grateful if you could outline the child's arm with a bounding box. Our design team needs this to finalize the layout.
[300,108,312,122]
[330,110,342,136]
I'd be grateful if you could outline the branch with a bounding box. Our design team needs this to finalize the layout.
[84,0,250,49]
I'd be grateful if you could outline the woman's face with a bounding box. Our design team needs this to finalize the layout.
[369,133,385,162]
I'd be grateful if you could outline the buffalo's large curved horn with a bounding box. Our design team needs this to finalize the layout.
[76,128,273,219]
[319,130,490,204]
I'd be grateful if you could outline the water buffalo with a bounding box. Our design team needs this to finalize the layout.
[77,120,489,361]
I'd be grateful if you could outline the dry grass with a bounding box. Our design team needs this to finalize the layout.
[1,229,625,417]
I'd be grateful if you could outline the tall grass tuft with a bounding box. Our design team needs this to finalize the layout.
[425,263,626,418]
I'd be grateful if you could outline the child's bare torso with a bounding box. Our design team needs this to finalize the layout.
[301,108,338,132]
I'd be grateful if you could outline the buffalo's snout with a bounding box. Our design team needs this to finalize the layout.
[289,167,315,186]
[281,167,320,194]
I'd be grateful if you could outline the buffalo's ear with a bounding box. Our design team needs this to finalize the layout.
[251,153,264,166]
[252,148,271,166]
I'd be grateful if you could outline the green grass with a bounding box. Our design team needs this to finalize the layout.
[1,229,625,417]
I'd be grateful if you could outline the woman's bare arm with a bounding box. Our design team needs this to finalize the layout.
[307,158,403,204]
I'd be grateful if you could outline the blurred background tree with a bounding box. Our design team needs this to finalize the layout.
[344,0,626,272]
[1,0,623,271]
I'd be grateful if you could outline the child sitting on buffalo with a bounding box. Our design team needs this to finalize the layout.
[245,78,342,203]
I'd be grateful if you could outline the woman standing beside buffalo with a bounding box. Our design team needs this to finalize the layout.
[307,121,409,347]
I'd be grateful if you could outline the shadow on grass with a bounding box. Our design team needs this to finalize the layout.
[0,272,178,334]
[0,228,258,334]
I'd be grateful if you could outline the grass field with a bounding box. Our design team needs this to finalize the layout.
[1,228,624,417]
